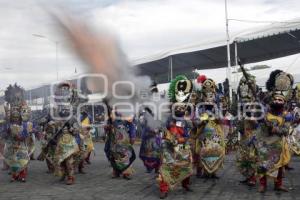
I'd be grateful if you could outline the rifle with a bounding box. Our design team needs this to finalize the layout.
[37,118,72,161]
[238,58,257,101]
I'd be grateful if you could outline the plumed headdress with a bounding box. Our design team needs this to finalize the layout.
[168,75,193,103]
[4,83,25,106]
[266,70,294,102]
[266,70,293,92]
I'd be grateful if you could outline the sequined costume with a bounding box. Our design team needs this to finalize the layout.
[139,109,162,173]
[38,116,58,173]
[287,84,300,155]
[77,112,94,172]
[158,75,193,199]
[235,72,260,186]
[105,111,136,179]
[51,82,81,185]
[256,70,293,192]
[139,83,162,173]
[194,77,225,178]
[3,84,33,182]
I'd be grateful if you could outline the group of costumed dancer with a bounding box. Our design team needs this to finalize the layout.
[0,68,300,199]
[0,82,94,185]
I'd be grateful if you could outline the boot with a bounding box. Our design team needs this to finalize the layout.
[19,169,27,182]
[123,174,132,180]
[247,175,256,186]
[85,152,91,165]
[183,186,193,192]
[10,173,18,182]
[274,167,288,192]
[196,167,203,178]
[284,165,294,171]
[112,170,120,179]
[30,154,35,160]
[239,178,249,184]
[159,181,169,199]
[66,176,75,185]
[210,173,219,179]
[160,192,168,199]
[182,177,192,192]
[78,161,86,174]
[274,186,288,192]
[259,176,267,193]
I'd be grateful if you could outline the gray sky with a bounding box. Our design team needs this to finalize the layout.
[0,0,300,90]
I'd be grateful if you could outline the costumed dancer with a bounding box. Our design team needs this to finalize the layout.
[23,106,37,161]
[194,77,225,179]
[218,90,235,153]
[105,107,136,180]
[3,84,33,182]
[77,110,94,173]
[256,70,293,192]
[284,83,300,171]
[158,75,193,199]
[52,82,80,185]
[287,83,300,156]
[235,72,259,186]
[139,83,162,174]
[38,114,57,174]
[0,111,6,169]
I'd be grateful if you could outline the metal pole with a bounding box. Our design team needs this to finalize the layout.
[169,56,173,80]
[225,0,232,100]
[92,104,95,125]
[29,90,32,106]
[56,41,59,81]
[234,41,238,91]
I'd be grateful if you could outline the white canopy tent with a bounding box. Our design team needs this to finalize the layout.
[2,18,300,103]
[132,18,300,83]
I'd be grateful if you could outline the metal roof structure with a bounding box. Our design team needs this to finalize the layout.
[132,18,300,83]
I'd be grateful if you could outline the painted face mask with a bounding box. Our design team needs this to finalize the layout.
[219,95,229,111]
[21,104,31,121]
[10,106,21,122]
[175,79,193,103]
[53,82,76,118]
[202,79,216,103]
[238,75,256,103]
[274,72,293,101]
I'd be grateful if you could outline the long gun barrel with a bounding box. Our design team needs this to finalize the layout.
[238,58,257,101]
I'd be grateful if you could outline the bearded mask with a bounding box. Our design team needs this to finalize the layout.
[271,92,286,110]
[173,103,186,118]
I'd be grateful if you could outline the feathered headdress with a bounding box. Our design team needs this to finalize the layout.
[168,75,193,103]
[4,83,25,106]
[266,70,293,92]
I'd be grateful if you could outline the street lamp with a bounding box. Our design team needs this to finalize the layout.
[225,0,232,100]
[32,34,59,81]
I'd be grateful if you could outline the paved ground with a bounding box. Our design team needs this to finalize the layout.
[0,143,300,200]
